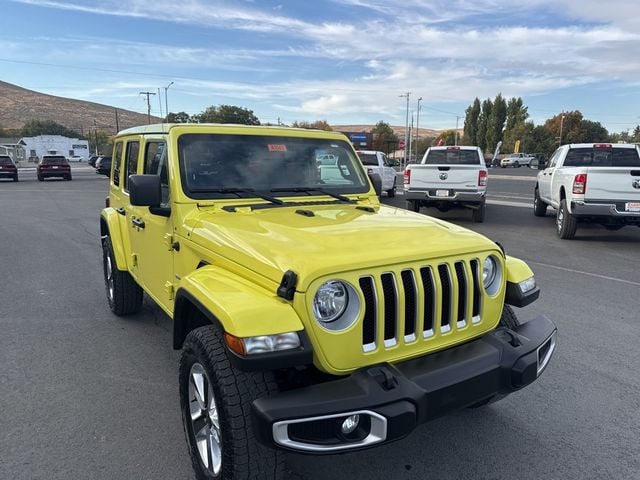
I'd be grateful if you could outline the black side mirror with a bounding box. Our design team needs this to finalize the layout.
[129,174,161,206]
[538,160,546,170]
[368,172,382,196]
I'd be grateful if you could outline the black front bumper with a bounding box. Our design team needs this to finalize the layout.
[253,315,556,453]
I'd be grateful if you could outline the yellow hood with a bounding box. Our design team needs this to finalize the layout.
[188,204,498,290]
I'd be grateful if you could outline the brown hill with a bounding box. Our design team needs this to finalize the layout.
[0,81,160,134]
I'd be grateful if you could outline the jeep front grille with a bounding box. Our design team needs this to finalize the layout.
[359,259,483,352]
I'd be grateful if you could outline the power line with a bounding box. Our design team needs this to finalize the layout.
[139,91,156,125]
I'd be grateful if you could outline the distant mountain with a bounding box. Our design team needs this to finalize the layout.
[0,81,159,134]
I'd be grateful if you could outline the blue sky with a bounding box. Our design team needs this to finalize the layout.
[1,0,639,133]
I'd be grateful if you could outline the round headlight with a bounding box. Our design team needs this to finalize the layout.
[483,256,497,288]
[313,281,348,323]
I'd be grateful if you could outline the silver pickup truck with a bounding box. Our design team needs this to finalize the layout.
[404,146,488,222]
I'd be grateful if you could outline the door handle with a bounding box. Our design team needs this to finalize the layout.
[116,207,126,215]
[131,217,145,229]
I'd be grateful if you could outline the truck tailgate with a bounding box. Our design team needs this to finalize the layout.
[585,168,640,202]
[408,165,481,190]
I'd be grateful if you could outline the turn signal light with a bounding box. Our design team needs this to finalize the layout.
[572,173,587,194]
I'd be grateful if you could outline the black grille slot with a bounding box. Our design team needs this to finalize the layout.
[381,273,397,342]
[359,277,376,346]
[470,259,481,319]
[454,262,467,325]
[438,264,452,330]
[401,270,417,338]
[419,267,435,333]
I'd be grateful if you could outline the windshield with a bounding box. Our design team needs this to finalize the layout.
[564,147,640,167]
[42,156,68,164]
[0,156,13,165]
[423,148,480,165]
[178,134,369,199]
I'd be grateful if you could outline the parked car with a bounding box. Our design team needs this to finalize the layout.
[67,155,84,162]
[100,123,556,479]
[404,145,488,222]
[534,143,640,238]
[88,155,100,167]
[95,156,112,176]
[0,155,18,182]
[356,150,397,196]
[37,155,71,181]
[501,153,535,168]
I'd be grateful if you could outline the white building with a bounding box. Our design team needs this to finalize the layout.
[18,135,90,162]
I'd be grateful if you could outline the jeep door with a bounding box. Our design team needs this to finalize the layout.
[126,138,175,312]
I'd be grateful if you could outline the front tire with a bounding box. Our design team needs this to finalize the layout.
[557,198,577,239]
[386,178,396,198]
[13,175,18,182]
[102,236,143,315]
[533,188,547,217]
[179,326,284,480]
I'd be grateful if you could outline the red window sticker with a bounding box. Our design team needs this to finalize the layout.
[268,144,287,152]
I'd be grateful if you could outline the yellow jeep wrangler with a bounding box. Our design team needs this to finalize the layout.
[100,124,556,479]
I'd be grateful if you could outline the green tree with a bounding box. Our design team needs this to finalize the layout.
[370,121,398,152]
[580,120,608,143]
[414,136,436,158]
[291,120,333,131]
[197,105,260,125]
[486,94,507,152]
[166,111,191,123]
[462,98,481,146]
[476,98,493,151]
[89,130,113,155]
[435,130,456,146]
[528,124,556,158]
[20,119,82,138]
[545,111,583,145]
[633,125,640,142]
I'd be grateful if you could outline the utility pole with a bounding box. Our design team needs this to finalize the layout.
[114,108,119,132]
[416,97,423,158]
[164,82,174,122]
[139,91,156,124]
[157,87,163,121]
[93,119,98,155]
[408,114,414,163]
[455,115,461,146]
[559,113,566,146]
[399,92,410,167]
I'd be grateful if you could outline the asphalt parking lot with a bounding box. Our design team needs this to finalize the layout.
[1,166,639,480]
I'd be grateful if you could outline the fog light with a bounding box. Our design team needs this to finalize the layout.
[518,276,536,294]
[341,415,360,435]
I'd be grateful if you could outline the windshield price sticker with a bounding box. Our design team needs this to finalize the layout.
[268,144,287,152]
[625,202,640,212]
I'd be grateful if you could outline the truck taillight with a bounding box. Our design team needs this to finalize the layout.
[478,170,488,187]
[404,168,411,185]
[573,173,587,194]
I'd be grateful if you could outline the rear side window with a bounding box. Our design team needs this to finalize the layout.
[564,147,640,167]
[124,141,140,192]
[424,149,480,165]
[358,153,379,166]
[113,143,123,186]
[42,156,68,164]
[0,156,12,165]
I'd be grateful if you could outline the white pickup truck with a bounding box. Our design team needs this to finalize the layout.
[404,146,488,222]
[534,143,640,238]
[356,150,398,197]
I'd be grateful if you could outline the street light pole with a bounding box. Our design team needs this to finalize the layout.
[559,113,566,146]
[399,92,410,167]
[455,115,461,146]
[416,97,422,157]
[164,81,174,122]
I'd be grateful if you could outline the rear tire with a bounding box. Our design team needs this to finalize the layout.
[514,161,520,168]
[13,175,18,182]
[533,188,547,217]
[408,200,420,213]
[557,198,577,239]
[66,174,72,181]
[179,326,285,480]
[471,200,486,223]
[37,174,43,181]
[102,235,143,315]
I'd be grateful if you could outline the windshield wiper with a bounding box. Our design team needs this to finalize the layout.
[269,187,354,203]
[191,187,284,205]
